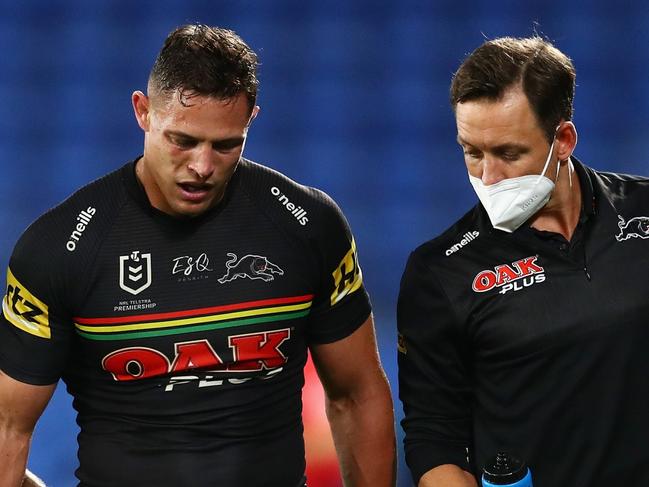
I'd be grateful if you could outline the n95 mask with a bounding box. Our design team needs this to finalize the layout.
[469,137,558,233]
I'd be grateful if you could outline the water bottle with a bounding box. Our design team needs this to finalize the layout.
[482,452,533,487]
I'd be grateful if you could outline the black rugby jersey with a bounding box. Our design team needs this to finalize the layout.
[0,158,371,487]
[398,159,649,487]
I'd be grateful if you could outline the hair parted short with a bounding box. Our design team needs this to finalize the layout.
[148,24,259,111]
[450,36,576,141]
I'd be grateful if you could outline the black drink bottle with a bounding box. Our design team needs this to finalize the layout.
[482,452,533,487]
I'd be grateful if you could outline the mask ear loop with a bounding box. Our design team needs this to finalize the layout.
[567,156,574,188]
[535,124,562,185]
[535,136,557,185]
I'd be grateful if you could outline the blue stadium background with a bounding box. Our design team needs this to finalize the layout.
[2,1,648,485]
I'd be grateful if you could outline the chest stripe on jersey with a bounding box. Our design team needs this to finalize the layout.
[73,294,313,341]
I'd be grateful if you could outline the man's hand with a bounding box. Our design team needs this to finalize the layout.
[419,465,478,487]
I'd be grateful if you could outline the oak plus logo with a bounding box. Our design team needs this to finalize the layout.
[119,251,152,295]
[472,255,545,295]
[101,328,291,392]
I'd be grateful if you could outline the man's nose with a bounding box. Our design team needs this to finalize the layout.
[481,157,507,186]
[187,146,216,179]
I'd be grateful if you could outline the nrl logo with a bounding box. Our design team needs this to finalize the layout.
[472,255,545,295]
[615,215,649,241]
[119,251,152,295]
[218,253,284,284]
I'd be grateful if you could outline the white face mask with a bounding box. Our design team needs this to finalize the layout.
[468,137,558,233]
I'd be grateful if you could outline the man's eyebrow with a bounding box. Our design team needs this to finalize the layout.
[492,143,529,153]
[211,136,245,148]
[165,130,197,141]
[455,136,529,153]
[165,130,244,146]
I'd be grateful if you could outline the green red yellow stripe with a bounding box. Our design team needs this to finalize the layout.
[74,294,313,341]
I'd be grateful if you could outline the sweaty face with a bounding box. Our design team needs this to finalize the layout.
[455,86,556,186]
[134,91,257,218]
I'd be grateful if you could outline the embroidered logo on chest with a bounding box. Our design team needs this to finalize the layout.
[217,253,284,284]
[472,255,546,295]
[119,251,152,295]
[616,215,649,241]
[172,252,213,282]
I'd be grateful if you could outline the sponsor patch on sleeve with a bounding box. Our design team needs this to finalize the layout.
[2,267,51,339]
[397,333,407,354]
[330,238,363,306]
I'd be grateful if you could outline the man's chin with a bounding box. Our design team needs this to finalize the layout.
[169,199,215,218]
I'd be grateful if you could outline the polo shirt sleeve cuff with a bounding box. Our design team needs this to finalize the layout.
[405,441,473,485]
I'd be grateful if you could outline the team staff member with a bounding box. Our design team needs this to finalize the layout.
[0,24,396,486]
[398,36,649,486]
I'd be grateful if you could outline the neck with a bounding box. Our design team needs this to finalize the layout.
[529,160,582,240]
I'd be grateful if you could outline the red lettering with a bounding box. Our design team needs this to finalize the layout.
[472,256,546,293]
[228,329,291,371]
[171,340,224,373]
[513,256,543,276]
[102,329,292,381]
[102,347,170,381]
[472,270,497,292]
[495,264,519,285]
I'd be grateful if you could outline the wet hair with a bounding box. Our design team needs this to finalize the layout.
[450,36,575,141]
[148,24,258,111]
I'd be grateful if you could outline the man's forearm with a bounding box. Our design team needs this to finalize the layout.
[326,385,396,487]
[418,464,478,487]
[0,431,31,487]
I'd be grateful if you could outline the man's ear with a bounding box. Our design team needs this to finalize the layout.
[132,91,151,131]
[557,121,578,162]
[247,105,260,127]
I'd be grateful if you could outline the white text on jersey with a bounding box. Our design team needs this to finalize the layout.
[66,206,97,252]
[270,186,309,226]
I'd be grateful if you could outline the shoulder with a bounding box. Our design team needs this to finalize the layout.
[11,163,129,272]
[409,206,482,268]
[235,158,349,234]
[584,164,649,214]
[586,161,649,196]
[591,166,649,189]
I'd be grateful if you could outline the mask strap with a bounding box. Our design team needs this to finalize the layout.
[535,136,557,184]
[535,124,562,184]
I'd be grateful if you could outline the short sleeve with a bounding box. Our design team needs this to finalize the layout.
[305,191,371,345]
[397,250,474,484]
[0,226,74,385]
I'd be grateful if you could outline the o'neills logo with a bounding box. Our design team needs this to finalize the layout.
[270,186,309,226]
[66,206,97,252]
[472,255,545,295]
[445,231,479,256]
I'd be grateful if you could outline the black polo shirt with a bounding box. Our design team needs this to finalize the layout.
[398,158,649,486]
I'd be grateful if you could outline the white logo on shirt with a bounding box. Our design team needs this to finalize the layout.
[119,251,152,295]
[445,231,480,256]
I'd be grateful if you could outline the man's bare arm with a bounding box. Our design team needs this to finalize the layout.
[0,369,55,487]
[310,315,396,486]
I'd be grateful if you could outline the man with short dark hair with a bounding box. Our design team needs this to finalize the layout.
[398,36,649,486]
[0,24,396,487]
